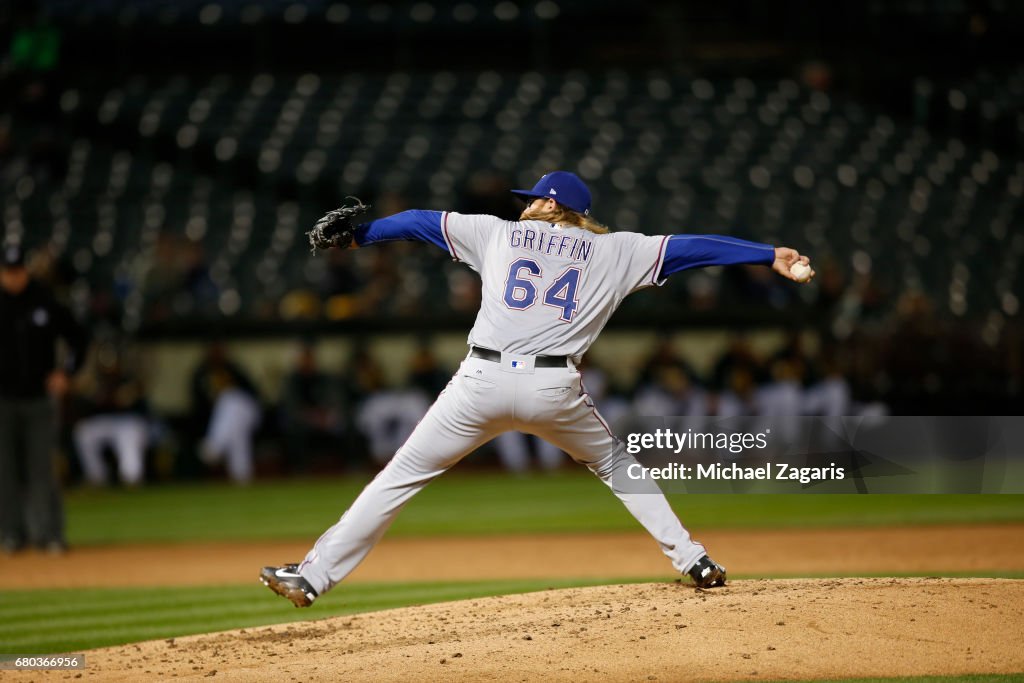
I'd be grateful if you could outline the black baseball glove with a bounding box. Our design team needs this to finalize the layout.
[306,197,372,252]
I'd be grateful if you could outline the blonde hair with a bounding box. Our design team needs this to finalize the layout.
[520,203,609,234]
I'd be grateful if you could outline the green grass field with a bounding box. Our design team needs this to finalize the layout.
[2,473,1022,681]
[64,471,1024,544]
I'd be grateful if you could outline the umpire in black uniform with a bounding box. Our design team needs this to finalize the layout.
[0,245,89,553]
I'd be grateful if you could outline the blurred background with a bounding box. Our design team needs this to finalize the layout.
[2,0,1022,487]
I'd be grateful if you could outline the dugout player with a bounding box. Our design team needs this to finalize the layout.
[0,244,89,554]
[261,172,814,605]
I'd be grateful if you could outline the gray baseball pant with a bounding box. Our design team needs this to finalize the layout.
[299,355,707,595]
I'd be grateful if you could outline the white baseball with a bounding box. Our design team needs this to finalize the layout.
[789,261,812,282]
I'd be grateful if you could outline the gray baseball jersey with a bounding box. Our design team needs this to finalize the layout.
[441,213,668,358]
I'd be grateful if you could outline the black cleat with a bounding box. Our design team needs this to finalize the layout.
[687,555,727,588]
[260,564,318,607]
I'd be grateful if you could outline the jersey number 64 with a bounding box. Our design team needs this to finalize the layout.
[501,258,581,323]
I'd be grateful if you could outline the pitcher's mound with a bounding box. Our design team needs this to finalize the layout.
[82,578,1024,681]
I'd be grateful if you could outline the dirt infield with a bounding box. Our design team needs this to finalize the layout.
[6,526,1023,681]
[22,578,1024,682]
[1,523,1022,589]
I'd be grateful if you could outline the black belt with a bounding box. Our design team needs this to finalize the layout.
[470,346,568,368]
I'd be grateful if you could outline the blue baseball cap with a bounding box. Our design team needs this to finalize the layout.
[511,171,592,216]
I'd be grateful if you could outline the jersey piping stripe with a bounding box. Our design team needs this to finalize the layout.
[580,371,616,439]
[670,234,776,252]
[441,211,460,261]
[652,234,670,286]
[298,551,317,575]
[670,234,776,250]
[590,404,616,439]
[581,385,614,438]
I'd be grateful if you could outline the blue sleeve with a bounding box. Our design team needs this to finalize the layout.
[659,234,775,279]
[352,210,447,251]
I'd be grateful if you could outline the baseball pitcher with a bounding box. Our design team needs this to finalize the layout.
[261,171,815,606]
